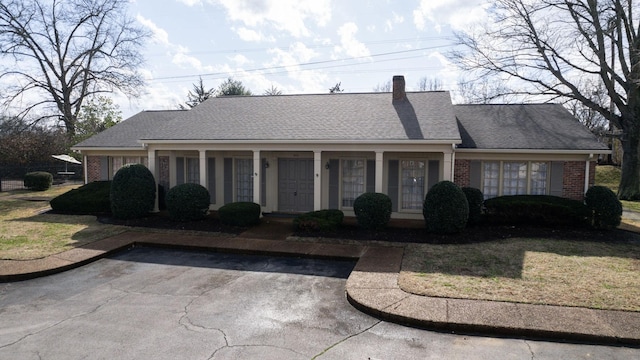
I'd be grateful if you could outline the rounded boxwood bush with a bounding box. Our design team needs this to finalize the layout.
[462,187,484,226]
[585,185,622,230]
[24,171,53,191]
[110,164,156,219]
[50,181,111,214]
[353,192,392,230]
[218,202,261,227]
[484,195,590,227]
[293,209,344,232]
[423,181,469,234]
[166,183,211,222]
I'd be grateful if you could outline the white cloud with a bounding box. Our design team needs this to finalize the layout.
[211,0,331,37]
[333,22,370,59]
[385,12,405,32]
[235,27,275,42]
[176,0,202,5]
[265,42,327,93]
[413,0,490,32]
[136,15,170,45]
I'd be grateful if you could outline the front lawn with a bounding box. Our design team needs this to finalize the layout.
[400,237,640,312]
[0,185,127,260]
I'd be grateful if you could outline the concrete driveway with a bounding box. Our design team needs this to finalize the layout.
[0,247,637,359]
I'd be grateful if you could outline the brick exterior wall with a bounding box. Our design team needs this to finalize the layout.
[86,156,102,182]
[562,160,596,200]
[453,159,470,188]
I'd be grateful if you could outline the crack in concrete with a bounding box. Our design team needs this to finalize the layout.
[311,320,382,359]
[524,340,536,360]
[207,344,306,360]
[0,291,126,350]
[384,293,412,312]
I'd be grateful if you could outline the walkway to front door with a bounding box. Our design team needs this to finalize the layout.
[278,158,314,212]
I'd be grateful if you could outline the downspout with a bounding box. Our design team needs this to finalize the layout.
[83,154,88,184]
[584,154,594,195]
[451,143,456,181]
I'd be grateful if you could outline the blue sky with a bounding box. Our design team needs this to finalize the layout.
[120,0,490,117]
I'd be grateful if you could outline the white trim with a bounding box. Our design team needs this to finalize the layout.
[584,154,594,194]
[455,148,610,155]
[137,139,461,146]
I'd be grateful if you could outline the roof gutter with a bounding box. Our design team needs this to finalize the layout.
[454,148,611,155]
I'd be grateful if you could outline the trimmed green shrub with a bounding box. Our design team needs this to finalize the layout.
[24,171,53,191]
[462,187,484,226]
[585,186,622,230]
[218,202,261,227]
[353,192,392,230]
[484,195,590,227]
[166,183,211,221]
[293,209,344,232]
[423,181,469,234]
[50,181,112,214]
[110,164,156,219]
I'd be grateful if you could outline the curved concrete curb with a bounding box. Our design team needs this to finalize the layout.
[2,230,640,346]
[345,247,640,346]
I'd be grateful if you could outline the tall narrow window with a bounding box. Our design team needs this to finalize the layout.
[342,159,365,207]
[186,158,200,184]
[401,160,425,210]
[236,159,253,202]
[483,162,499,199]
[111,157,123,177]
[502,162,527,195]
[530,162,548,195]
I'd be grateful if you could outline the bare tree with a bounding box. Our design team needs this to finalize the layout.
[217,78,252,96]
[373,80,392,92]
[263,84,283,95]
[329,82,343,93]
[0,0,148,137]
[450,0,640,200]
[418,77,443,91]
[180,77,215,109]
[455,76,517,104]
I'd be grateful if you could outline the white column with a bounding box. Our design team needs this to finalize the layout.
[584,155,593,194]
[83,155,88,184]
[450,146,456,181]
[314,151,322,210]
[443,152,453,181]
[375,151,384,193]
[253,150,261,204]
[147,147,159,212]
[199,150,207,187]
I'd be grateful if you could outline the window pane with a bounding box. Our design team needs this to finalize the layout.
[236,159,253,202]
[342,159,365,207]
[186,158,200,184]
[483,162,499,199]
[124,156,139,166]
[111,157,123,177]
[401,160,425,210]
[502,162,527,195]
[530,162,548,195]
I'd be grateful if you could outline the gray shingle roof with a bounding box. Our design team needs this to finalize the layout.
[454,104,609,151]
[141,92,461,142]
[73,110,184,148]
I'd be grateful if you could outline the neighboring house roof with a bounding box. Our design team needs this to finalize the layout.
[454,104,609,151]
[73,110,184,149]
[140,92,461,142]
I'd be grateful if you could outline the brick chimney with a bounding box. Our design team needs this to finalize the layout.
[392,75,406,101]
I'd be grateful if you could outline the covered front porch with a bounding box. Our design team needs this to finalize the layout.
[145,141,456,219]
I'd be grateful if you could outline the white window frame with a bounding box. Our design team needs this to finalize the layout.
[340,158,366,209]
[110,156,148,177]
[235,158,253,202]
[481,161,550,199]
[185,157,200,184]
[399,159,427,212]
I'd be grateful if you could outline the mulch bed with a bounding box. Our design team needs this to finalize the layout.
[90,211,640,245]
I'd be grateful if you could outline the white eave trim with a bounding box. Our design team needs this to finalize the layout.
[137,139,462,145]
[72,146,145,152]
[454,148,611,155]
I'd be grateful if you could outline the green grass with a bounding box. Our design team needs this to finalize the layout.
[0,185,127,260]
[400,238,640,311]
[594,165,640,212]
